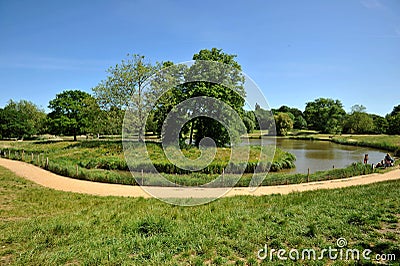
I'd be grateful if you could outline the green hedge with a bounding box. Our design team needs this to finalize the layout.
[76,152,295,174]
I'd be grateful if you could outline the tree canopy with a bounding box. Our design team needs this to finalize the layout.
[186,48,246,146]
[274,112,294,136]
[304,98,346,134]
[48,90,95,141]
[343,105,374,134]
[0,100,46,139]
[387,104,400,135]
[254,103,275,133]
[153,48,247,147]
[93,54,156,141]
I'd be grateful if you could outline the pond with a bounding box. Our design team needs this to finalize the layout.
[247,138,389,174]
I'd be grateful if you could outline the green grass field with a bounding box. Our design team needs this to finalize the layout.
[0,166,399,265]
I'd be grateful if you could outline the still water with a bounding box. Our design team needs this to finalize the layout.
[248,138,388,174]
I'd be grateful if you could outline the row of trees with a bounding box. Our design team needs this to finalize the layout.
[0,91,118,141]
[0,48,399,142]
[0,49,248,145]
[248,98,400,136]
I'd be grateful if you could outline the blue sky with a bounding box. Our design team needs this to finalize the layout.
[0,0,399,116]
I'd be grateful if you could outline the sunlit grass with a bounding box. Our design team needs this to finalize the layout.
[0,166,399,265]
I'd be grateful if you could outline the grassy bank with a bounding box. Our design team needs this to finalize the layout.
[332,135,400,156]
[289,133,400,156]
[1,166,399,265]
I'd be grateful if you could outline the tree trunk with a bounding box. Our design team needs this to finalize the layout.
[189,120,194,145]
[138,129,144,143]
[73,128,77,141]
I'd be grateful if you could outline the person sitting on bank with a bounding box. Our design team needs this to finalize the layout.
[363,154,369,164]
[384,153,394,167]
[375,160,384,168]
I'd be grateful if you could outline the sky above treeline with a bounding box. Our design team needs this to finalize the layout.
[0,0,399,116]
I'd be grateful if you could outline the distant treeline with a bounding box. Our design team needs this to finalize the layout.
[0,48,399,141]
[1,93,398,141]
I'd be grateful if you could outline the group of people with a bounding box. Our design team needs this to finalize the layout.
[364,153,395,168]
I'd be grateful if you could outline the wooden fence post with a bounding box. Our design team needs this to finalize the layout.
[22,150,25,160]
[222,168,225,186]
[46,157,49,169]
[76,164,79,176]
[307,168,310,183]
[141,169,144,186]
[8,150,11,158]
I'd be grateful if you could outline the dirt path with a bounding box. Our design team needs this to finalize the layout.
[1,158,399,198]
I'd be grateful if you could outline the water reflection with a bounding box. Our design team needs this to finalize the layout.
[247,138,388,174]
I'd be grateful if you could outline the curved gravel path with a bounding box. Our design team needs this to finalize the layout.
[1,158,399,198]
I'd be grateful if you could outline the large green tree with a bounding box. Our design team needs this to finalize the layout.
[304,98,346,134]
[254,103,275,133]
[0,100,46,139]
[274,112,294,136]
[149,61,187,139]
[343,105,374,134]
[186,48,246,147]
[294,115,307,130]
[272,105,306,130]
[92,54,156,142]
[155,48,247,147]
[387,104,400,135]
[387,114,400,135]
[370,114,388,134]
[48,90,95,141]
[243,110,256,133]
[390,104,400,116]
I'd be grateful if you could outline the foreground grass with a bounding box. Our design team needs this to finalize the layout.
[1,167,399,265]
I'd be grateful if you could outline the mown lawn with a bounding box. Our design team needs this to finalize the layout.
[289,132,400,155]
[0,166,399,265]
[332,135,400,154]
